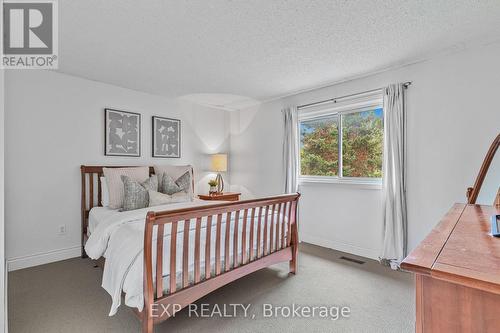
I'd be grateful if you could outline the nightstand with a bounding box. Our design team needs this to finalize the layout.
[198,192,241,201]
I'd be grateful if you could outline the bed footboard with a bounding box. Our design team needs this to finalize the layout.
[140,193,300,333]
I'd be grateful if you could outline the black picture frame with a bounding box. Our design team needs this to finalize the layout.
[104,108,141,157]
[152,116,181,158]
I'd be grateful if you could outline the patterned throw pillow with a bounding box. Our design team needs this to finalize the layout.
[154,165,194,199]
[121,175,158,211]
[160,172,189,195]
[175,171,191,190]
[142,175,159,192]
[103,167,149,209]
[160,173,179,195]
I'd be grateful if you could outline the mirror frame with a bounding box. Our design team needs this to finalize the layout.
[466,133,500,205]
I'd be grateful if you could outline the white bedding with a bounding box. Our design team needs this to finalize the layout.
[88,206,118,235]
[85,200,287,316]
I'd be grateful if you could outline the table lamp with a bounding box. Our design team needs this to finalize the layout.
[210,154,227,193]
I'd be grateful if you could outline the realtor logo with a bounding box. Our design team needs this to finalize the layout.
[2,0,58,69]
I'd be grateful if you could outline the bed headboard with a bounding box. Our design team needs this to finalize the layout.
[80,165,194,258]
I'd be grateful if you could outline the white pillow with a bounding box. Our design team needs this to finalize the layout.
[100,176,109,207]
[169,191,192,203]
[103,167,150,209]
[148,190,191,207]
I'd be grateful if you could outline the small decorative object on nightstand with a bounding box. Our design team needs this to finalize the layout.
[208,179,218,194]
[198,192,241,201]
[210,153,227,193]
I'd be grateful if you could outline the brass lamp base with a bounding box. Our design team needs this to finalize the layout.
[215,173,224,193]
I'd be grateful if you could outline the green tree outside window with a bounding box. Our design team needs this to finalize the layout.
[300,108,383,178]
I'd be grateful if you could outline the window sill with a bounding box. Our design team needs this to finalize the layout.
[298,176,382,190]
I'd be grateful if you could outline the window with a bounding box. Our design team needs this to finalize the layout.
[299,97,383,183]
[300,115,339,176]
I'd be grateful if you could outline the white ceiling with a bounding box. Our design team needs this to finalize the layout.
[58,0,500,110]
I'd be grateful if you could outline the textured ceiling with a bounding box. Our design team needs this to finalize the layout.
[58,0,500,109]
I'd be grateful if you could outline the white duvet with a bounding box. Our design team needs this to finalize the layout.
[85,200,287,316]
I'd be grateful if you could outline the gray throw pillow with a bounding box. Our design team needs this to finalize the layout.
[175,171,191,190]
[160,172,189,195]
[121,175,158,211]
[154,165,194,200]
[142,174,159,192]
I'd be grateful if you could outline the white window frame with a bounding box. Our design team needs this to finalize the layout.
[298,94,383,188]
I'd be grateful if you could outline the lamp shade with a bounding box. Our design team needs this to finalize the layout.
[210,154,227,172]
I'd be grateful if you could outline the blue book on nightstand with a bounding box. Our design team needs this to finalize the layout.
[491,214,500,237]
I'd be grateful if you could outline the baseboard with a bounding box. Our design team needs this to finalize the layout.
[7,245,81,271]
[300,233,380,260]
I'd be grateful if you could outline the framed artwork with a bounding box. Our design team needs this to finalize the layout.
[104,108,141,157]
[152,116,181,158]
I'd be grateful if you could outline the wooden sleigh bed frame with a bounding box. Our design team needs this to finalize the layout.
[81,165,300,333]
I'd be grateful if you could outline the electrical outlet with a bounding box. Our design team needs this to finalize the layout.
[58,224,66,235]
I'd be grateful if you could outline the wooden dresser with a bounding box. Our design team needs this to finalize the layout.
[402,203,500,332]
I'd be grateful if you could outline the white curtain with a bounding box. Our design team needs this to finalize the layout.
[380,83,408,269]
[282,106,299,193]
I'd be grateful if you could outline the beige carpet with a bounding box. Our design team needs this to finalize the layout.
[8,243,415,333]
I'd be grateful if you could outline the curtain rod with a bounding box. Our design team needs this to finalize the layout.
[297,81,412,110]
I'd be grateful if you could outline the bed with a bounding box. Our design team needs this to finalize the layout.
[81,165,300,333]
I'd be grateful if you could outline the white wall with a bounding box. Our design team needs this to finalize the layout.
[230,42,500,259]
[4,70,229,270]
